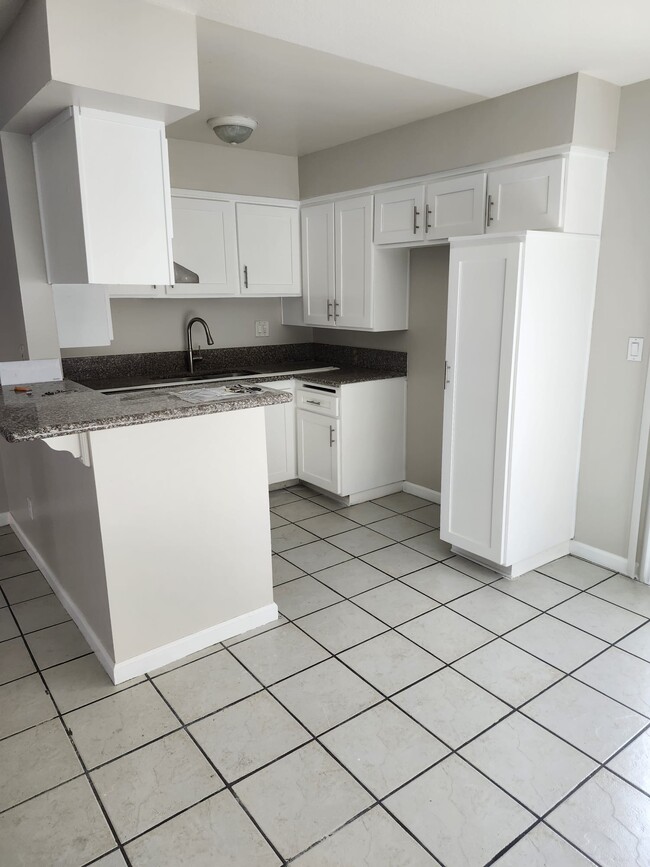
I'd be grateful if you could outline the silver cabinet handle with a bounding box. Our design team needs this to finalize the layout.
[444,361,451,389]
[413,205,420,234]
[425,203,432,233]
[329,425,335,447]
[485,195,495,227]
[334,300,340,321]
[327,300,333,321]
[243,265,249,288]
[306,399,322,405]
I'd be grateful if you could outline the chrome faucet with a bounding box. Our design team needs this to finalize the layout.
[186,317,214,374]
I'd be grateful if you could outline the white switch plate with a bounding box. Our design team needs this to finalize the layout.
[628,337,644,362]
[255,320,270,338]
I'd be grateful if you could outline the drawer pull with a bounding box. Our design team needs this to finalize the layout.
[305,399,322,405]
[329,425,335,447]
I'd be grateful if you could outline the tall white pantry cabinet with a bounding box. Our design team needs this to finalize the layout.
[440,231,600,577]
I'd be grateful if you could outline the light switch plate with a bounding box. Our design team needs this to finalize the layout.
[255,320,270,338]
[628,337,644,362]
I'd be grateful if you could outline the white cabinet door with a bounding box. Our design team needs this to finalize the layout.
[374,185,425,244]
[263,380,297,484]
[301,203,335,325]
[167,197,239,296]
[425,173,487,240]
[297,411,340,493]
[441,240,522,563]
[486,158,564,233]
[334,196,373,329]
[236,203,301,296]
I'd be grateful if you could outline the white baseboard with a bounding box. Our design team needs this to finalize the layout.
[10,516,279,685]
[570,540,629,576]
[0,512,10,527]
[402,482,441,504]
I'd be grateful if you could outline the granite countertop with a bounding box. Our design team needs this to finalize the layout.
[0,380,292,443]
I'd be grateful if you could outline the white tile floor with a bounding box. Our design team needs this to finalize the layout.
[1,490,650,865]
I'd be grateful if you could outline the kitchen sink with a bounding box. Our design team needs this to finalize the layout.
[152,370,258,382]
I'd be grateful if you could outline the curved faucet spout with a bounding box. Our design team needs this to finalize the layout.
[186,317,215,374]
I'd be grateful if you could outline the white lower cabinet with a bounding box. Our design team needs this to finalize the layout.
[297,411,340,492]
[263,380,297,485]
[440,231,601,577]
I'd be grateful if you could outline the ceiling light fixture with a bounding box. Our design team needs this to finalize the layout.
[207,115,258,145]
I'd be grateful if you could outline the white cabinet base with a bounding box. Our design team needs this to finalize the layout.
[451,541,571,580]
[284,479,404,506]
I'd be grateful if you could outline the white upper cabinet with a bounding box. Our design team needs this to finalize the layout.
[374,185,425,244]
[334,196,373,329]
[167,197,239,296]
[32,107,173,285]
[236,203,301,296]
[301,202,335,326]
[485,157,564,233]
[424,173,487,240]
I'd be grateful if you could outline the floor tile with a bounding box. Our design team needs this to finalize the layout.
[0,637,35,685]
[617,621,650,662]
[91,730,222,842]
[296,512,359,538]
[524,676,647,762]
[272,499,329,522]
[493,823,594,865]
[537,555,614,589]
[607,730,650,795]
[234,742,372,860]
[322,701,449,797]
[449,585,538,634]
[0,718,82,811]
[404,503,441,528]
[506,614,608,672]
[574,647,650,715]
[444,555,502,583]
[394,668,510,747]
[297,600,387,653]
[25,620,90,669]
[0,776,115,867]
[374,492,430,513]
[362,544,436,578]
[550,593,645,642]
[287,484,318,499]
[492,571,579,609]
[454,639,563,706]
[368,514,431,541]
[589,573,650,618]
[125,790,280,866]
[314,558,392,597]
[271,554,305,586]
[547,769,650,866]
[43,654,143,713]
[309,493,347,510]
[92,851,128,867]
[292,806,440,866]
[398,607,494,663]
[0,606,19,641]
[329,526,394,556]
[281,540,352,573]
[269,512,289,529]
[401,562,483,603]
[0,673,57,739]
[337,502,394,524]
[340,631,443,695]
[222,615,288,647]
[65,681,179,767]
[403,530,452,560]
[153,650,260,722]
[270,658,381,734]
[0,534,24,556]
[190,691,310,783]
[1,570,52,605]
[271,523,319,552]
[354,581,437,626]
[228,622,329,684]
[273,575,343,619]
[0,550,37,580]
[385,755,534,867]
[11,593,71,634]
[269,488,301,506]
[461,713,596,814]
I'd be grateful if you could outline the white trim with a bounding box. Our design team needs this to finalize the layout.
[347,482,403,505]
[628,350,650,581]
[570,540,628,576]
[10,516,279,684]
[452,541,571,579]
[402,482,441,504]
[112,603,278,684]
[0,512,10,527]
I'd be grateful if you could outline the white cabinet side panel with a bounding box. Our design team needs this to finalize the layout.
[264,380,297,484]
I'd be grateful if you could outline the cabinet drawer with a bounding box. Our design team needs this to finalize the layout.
[296,387,339,417]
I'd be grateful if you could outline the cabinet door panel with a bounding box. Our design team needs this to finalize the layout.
[425,173,486,240]
[237,203,300,295]
[168,198,239,296]
[297,411,340,493]
[486,158,564,233]
[264,381,296,484]
[301,203,335,325]
[441,241,522,562]
[335,196,373,329]
[374,185,425,244]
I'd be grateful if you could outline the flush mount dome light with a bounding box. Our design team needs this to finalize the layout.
[207,115,258,145]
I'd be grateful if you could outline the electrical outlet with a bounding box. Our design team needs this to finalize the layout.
[255,320,270,338]
[26,497,33,520]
